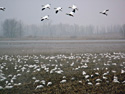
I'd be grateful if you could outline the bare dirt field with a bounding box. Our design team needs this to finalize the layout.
[0,40,125,94]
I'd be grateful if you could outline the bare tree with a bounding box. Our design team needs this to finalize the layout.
[2,19,23,38]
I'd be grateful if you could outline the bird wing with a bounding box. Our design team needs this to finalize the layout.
[106,9,109,12]
[41,19,44,21]
[72,9,76,13]
[42,8,45,11]
[43,16,46,19]
[58,7,62,10]
[56,10,58,13]
[73,5,77,9]
[103,10,106,13]
[0,7,3,9]
[70,12,74,15]
[103,9,109,13]
[46,4,50,8]
[44,16,49,19]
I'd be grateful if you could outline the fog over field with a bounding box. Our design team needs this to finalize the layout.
[0,0,125,39]
[0,40,125,55]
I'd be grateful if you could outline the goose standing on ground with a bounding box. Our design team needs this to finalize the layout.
[41,4,51,11]
[69,5,78,13]
[100,9,109,16]
[66,11,74,17]
[41,15,49,21]
[54,7,62,14]
[0,7,5,11]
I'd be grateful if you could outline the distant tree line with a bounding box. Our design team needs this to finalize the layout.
[1,19,23,38]
[0,19,125,39]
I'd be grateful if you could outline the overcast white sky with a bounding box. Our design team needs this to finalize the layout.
[0,0,125,26]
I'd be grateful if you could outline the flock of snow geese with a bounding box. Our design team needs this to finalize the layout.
[40,4,79,21]
[0,4,109,21]
[0,52,125,90]
[40,4,109,21]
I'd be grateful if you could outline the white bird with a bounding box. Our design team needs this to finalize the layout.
[88,82,93,85]
[5,86,13,89]
[41,80,46,85]
[113,76,120,83]
[41,4,51,11]
[66,11,74,17]
[85,75,89,79]
[96,79,102,82]
[32,77,36,80]
[95,82,100,86]
[55,70,63,74]
[35,85,44,89]
[41,15,49,21]
[70,62,74,66]
[34,80,40,83]
[60,80,66,83]
[121,69,125,74]
[0,7,5,11]
[0,86,3,89]
[54,7,62,14]
[82,71,86,75]
[47,82,52,86]
[103,76,107,80]
[100,9,109,16]
[78,81,82,83]
[69,5,78,13]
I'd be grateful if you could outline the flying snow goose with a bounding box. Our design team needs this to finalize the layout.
[54,7,62,14]
[69,5,78,13]
[66,11,74,17]
[100,9,109,16]
[41,4,51,11]
[0,7,5,11]
[41,15,49,21]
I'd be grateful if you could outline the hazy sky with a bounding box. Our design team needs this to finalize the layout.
[0,0,125,26]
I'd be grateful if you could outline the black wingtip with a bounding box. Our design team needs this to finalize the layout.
[72,9,75,13]
[55,11,58,14]
[106,9,109,11]
[41,19,44,21]
[42,8,45,11]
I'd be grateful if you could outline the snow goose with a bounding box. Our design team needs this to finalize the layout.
[88,82,93,85]
[41,4,51,11]
[0,7,5,11]
[60,80,66,83]
[35,85,44,89]
[100,9,109,16]
[47,82,52,86]
[69,5,78,13]
[66,11,74,17]
[41,15,49,21]
[0,86,3,89]
[54,7,62,14]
